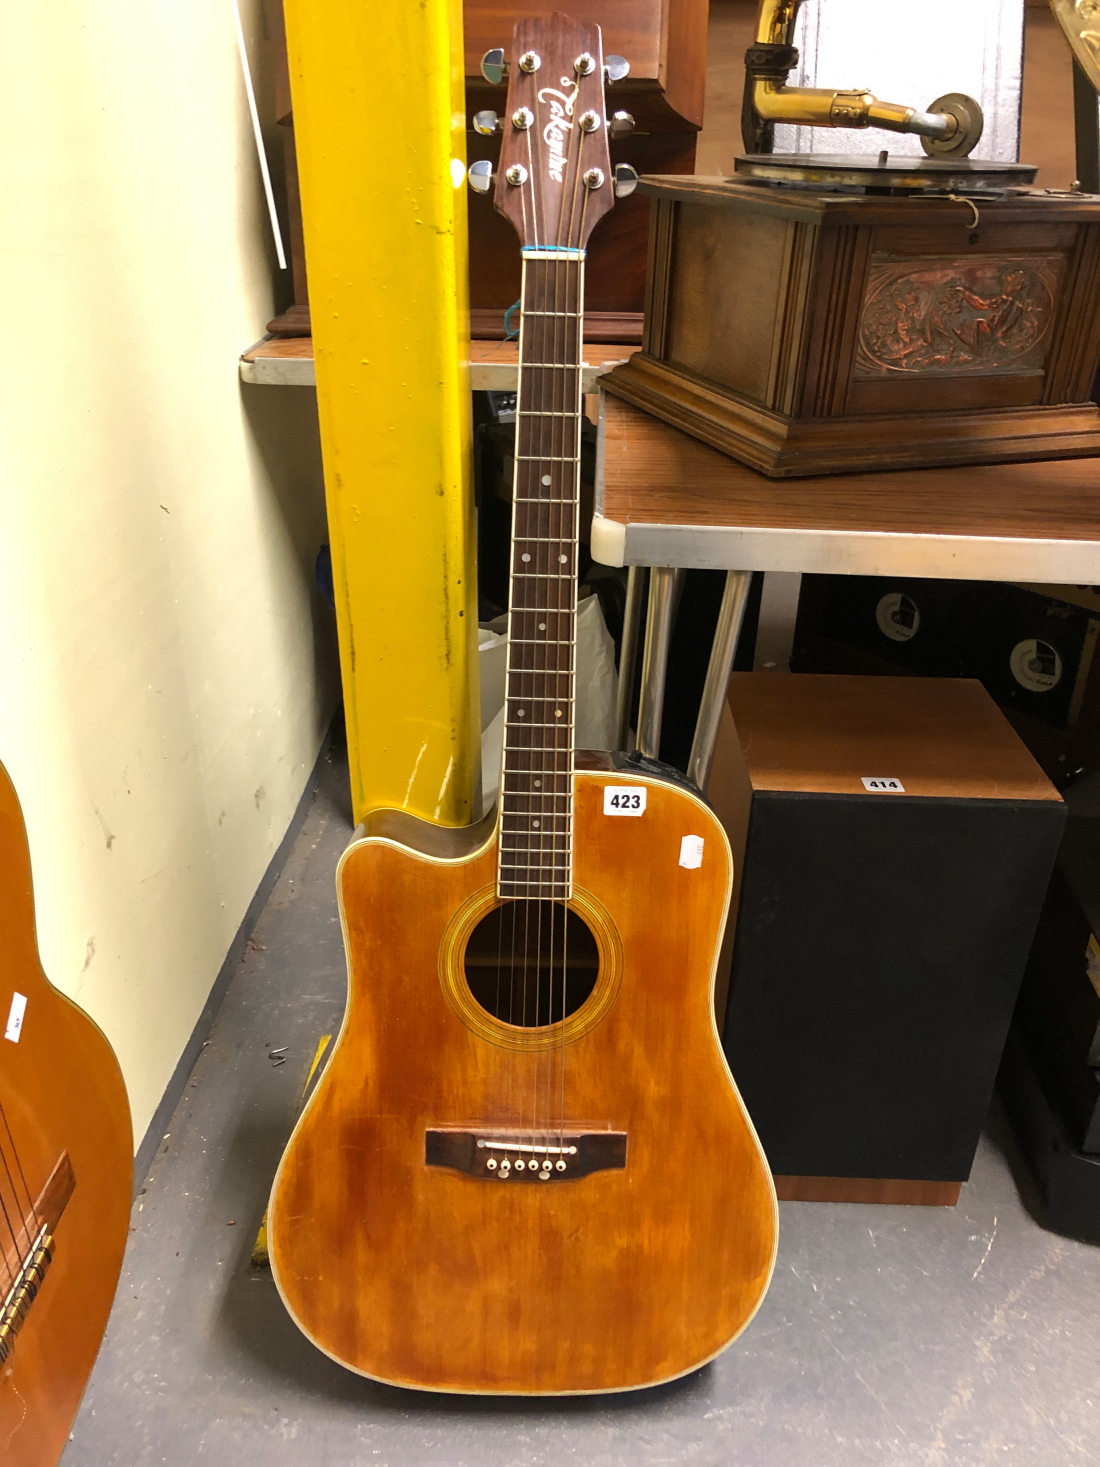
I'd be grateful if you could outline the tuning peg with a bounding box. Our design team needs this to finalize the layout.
[605,55,630,83]
[481,48,507,85]
[467,159,494,194]
[613,163,639,198]
[472,110,502,135]
[609,110,635,138]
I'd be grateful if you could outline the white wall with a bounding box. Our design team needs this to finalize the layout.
[0,0,336,1140]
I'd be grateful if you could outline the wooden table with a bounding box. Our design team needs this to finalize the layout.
[592,392,1100,787]
[593,394,1100,583]
[240,337,638,393]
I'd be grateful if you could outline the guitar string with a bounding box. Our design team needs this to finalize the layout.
[530,74,586,1161]
[0,1097,37,1242]
[0,1130,25,1292]
[558,100,590,1159]
[0,1100,35,1279]
[511,126,539,1156]
[529,79,551,1155]
[523,110,546,1155]
[554,88,589,1155]
[544,66,585,1155]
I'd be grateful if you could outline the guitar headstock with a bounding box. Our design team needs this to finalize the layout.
[471,14,632,252]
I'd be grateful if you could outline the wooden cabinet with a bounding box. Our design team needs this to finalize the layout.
[605,176,1100,475]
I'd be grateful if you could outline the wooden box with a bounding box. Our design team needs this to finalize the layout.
[604,176,1100,475]
[717,674,1065,1204]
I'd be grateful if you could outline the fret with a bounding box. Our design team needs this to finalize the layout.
[498,874,569,886]
[515,455,579,463]
[523,410,576,417]
[519,362,581,371]
[522,310,582,318]
[498,856,569,868]
[501,794,573,804]
[505,694,575,704]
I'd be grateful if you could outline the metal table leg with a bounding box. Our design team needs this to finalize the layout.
[687,569,752,791]
[635,567,684,759]
[614,566,648,752]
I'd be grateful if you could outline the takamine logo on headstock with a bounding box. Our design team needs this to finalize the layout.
[469,13,638,250]
[539,76,577,184]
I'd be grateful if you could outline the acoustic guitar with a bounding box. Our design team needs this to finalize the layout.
[0,760,132,1464]
[269,12,777,1394]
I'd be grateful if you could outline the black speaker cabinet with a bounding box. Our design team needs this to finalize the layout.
[792,576,1100,786]
[720,674,1065,1206]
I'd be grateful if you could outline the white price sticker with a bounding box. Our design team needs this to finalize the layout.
[603,786,646,816]
[4,992,27,1044]
[679,835,705,869]
[861,777,905,793]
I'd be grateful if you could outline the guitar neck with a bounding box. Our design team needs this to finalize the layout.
[497,250,585,902]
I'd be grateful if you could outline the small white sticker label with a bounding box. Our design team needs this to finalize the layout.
[679,835,705,869]
[4,993,27,1044]
[604,786,646,816]
[861,777,905,793]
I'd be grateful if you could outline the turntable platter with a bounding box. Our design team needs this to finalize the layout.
[735,154,1038,194]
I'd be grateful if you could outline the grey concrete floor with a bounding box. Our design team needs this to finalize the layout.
[64,750,1100,1467]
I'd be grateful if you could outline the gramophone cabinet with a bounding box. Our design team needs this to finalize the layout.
[604,176,1100,477]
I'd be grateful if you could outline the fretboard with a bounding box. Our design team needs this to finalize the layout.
[497,251,584,901]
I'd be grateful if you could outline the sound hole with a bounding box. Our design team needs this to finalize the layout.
[463,900,599,1028]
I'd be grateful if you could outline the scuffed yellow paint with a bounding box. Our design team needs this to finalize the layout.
[283,0,479,826]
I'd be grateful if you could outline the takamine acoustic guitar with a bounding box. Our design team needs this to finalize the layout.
[0,760,131,1465]
[269,13,777,1394]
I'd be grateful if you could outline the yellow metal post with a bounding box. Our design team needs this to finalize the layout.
[282,0,479,826]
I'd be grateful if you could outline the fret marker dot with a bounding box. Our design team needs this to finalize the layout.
[534,780,542,788]
[533,820,540,828]
[517,709,525,717]
[555,709,563,717]
[539,622,546,630]
[521,553,531,562]
[541,475,552,486]
[559,554,568,563]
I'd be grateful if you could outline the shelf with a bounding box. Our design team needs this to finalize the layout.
[591,394,1100,583]
[239,337,638,392]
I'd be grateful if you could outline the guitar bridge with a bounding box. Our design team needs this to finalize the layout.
[0,1149,75,1364]
[0,1226,54,1364]
[425,1129,626,1181]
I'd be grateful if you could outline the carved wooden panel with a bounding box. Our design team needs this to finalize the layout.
[854,255,1065,379]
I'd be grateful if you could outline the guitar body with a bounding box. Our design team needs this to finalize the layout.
[269,760,776,1393]
[0,762,132,1466]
